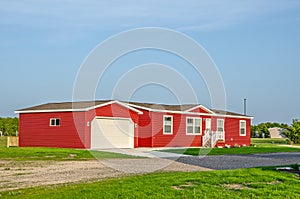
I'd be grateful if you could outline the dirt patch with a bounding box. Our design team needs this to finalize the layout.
[171,182,197,190]
[224,180,282,190]
[224,184,251,190]
[0,159,210,192]
[0,160,124,192]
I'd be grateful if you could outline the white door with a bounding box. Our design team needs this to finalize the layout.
[205,119,211,132]
[91,118,134,149]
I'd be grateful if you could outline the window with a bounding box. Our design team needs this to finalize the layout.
[240,120,246,136]
[186,117,202,135]
[163,116,173,134]
[50,118,60,127]
[217,119,224,132]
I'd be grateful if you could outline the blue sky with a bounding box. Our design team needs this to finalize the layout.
[1,0,300,124]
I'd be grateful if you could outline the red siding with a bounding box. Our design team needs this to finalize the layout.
[189,107,211,113]
[19,112,86,148]
[150,112,202,147]
[216,118,251,147]
[137,109,152,147]
[134,109,251,148]
[19,103,139,149]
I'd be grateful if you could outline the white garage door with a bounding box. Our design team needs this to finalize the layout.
[91,118,134,149]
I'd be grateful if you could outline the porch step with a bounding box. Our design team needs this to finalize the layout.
[204,139,211,148]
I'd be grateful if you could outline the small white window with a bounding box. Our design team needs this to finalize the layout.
[163,116,173,134]
[50,118,60,127]
[186,117,202,135]
[240,120,246,136]
[217,119,224,132]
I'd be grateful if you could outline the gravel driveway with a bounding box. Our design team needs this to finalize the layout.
[175,152,300,170]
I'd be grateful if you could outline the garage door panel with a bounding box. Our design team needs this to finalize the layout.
[91,118,134,149]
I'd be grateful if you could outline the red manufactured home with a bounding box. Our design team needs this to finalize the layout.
[15,100,253,149]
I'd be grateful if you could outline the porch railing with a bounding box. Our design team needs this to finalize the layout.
[218,131,225,141]
[202,130,225,148]
[202,130,211,147]
[211,131,219,147]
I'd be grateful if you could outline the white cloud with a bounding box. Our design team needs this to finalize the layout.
[0,0,299,31]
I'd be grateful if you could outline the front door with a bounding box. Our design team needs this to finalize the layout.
[205,118,211,133]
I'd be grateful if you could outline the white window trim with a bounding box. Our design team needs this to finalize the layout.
[50,118,61,127]
[217,119,224,132]
[163,115,173,135]
[186,117,202,135]
[240,120,246,136]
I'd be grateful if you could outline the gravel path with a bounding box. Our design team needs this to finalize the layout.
[101,158,210,173]
[175,152,300,170]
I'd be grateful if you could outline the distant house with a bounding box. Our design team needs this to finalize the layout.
[15,100,253,149]
[269,127,286,139]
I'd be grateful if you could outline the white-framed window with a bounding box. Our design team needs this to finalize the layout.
[217,119,224,132]
[50,118,61,127]
[240,120,246,136]
[163,115,173,134]
[186,117,202,135]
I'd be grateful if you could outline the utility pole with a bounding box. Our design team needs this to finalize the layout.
[244,98,247,115]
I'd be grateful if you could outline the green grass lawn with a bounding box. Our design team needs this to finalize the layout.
[0,136,134,161]
[1,166,299,198]
[0,136,6,147]
[251,138,290,145]
[160,138,300,156]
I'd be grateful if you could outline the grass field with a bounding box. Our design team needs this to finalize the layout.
[0,137,134,160]
[251,138,290,145]
[1,166,299,198]
[0,136,6,147]
[160,138,300,156]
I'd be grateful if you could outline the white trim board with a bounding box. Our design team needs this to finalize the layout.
[185,105,215,114]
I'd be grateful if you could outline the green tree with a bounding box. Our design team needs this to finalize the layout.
[0,117,19,136]
[284,119,300,144]
[251,123,270,138]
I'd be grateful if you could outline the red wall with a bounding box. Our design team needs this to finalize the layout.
[137,109,152,147]
[19,103,140,149]
[149,112,203,147]
[19,112,86,148]
[190,107,210,113]
[134,108,210,148]
[134,109,251,148]
[216,117,251,147]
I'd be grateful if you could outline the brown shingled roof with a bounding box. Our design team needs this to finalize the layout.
[16,100,251,117]
[16,100,111,112]
[126,101,197,112]
[211,109,250,117]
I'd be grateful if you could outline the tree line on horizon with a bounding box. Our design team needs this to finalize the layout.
[251,122,288,138]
